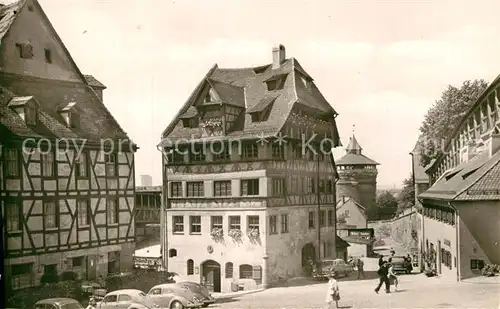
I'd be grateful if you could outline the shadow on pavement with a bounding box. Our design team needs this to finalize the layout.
[338,306,353,309]
[214,297,239,304]
[337,271,379,282]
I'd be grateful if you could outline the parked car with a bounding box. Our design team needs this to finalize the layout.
[312,259,353,280]
[176,281,216,307]
[148,283,204,309]
[389,256,411,274]
[34,298,84,309]
[96,289,157,309]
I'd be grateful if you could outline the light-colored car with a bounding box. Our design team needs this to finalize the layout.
[312,258,353,279]
[148,283,204,309]
[96,289,157,309]
[34,298,84,309]
[176,282,216,307]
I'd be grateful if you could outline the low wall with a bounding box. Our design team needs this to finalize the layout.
[368,208,421,250]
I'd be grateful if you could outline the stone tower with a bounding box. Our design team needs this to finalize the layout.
[336,134,379,209]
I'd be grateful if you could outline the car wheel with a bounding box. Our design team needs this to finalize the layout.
[170,301,184,309]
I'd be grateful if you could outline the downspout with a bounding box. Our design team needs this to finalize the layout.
[316,146,321,262]
[448,201,460,282]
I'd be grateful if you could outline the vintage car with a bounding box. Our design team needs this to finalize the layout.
[312,259,353,279]
[176,281,216,307]
[389,256,411,274]
[34,298,84,309]
[96,289,157,309]
[148,283,204,309]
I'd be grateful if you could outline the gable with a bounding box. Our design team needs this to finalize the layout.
[0,0,85,83]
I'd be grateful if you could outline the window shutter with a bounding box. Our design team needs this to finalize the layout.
[252,265,262,280]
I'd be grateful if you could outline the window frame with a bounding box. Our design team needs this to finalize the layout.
[105,153,117,177]
[6,202,22,233]
[44,200,58,229]
[75,152,89,178]
[77,199,90,227]
[269,215,277,234]
[170,182,183,197]
[214,180,232,197]
[241,179,259,196]
[172,215,184,234]
[41,150,55,179]
[189,215,202,234]
[106,198,119,225]
[5,148,20,177]
[228,216,241,230]
[280,213,289,233]
[186,181,204,197]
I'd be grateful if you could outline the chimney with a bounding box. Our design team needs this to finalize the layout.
[272,44,286,69]
[488,132,500,158]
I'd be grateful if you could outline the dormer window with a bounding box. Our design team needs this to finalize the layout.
[301,76,311,89]
[8,96,39,126]
[204,92,211,103]
[264,73,287,92]
[247,95,277,122]
[15,42,34,59]
[179,106,199,128]
[25,105,37,125]
[59,102,79,128]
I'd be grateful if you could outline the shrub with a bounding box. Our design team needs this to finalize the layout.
[60,271,79,281]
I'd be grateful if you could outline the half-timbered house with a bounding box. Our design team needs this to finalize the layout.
[159,45,342,292]
[0,0,137,290]
[418,74,500,280]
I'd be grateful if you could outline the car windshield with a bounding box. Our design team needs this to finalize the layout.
[61,303,84,309]
[392,257,405,263]
[321,260,335,267]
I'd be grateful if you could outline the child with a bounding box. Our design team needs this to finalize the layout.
[387,258,399,291]
[325,272,340,309]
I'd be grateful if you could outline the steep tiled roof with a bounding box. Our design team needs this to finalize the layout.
[336,153,379,166]
[336,197,367,219]
[0,0,133,145]
[83,75,106,89]
[419,150,500,201]
[336,134,379,166]
[0,0,24,40]
[160,55,340,144]
[0,82,131,143]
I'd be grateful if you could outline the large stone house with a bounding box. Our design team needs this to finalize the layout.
[418,74,500,280]
[158,45,342,292]
[0,0,137,291]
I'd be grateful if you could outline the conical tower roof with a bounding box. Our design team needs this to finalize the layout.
[346,135,363,155]
[336,134,379,166]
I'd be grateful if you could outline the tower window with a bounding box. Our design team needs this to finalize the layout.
[44,49,52,63]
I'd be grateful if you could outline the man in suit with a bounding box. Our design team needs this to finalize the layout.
[375,261,391,294]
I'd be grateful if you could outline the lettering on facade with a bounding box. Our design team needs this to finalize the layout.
[349,230,371,237]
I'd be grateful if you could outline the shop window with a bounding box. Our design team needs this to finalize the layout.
[239,264,253,279]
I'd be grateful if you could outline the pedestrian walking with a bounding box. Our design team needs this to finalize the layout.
[378,256,384,267]
[374,261,390,294]
[325,272,340,309]
[387,257,399,291]
[357,258,365,279]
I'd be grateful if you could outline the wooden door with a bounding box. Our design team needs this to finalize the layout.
[87,256,97,280]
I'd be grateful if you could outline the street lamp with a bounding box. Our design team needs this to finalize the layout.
[156,142,170,271]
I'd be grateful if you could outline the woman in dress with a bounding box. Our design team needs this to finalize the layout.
[387,258,399,291]
[325,271,340,309]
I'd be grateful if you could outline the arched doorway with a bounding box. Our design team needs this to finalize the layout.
[201,260,221,293]
[301,243,316,275]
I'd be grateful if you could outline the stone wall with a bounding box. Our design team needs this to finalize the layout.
[368,208,421,250]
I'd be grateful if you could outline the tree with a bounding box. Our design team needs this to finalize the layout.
[418,79,488,167]
[397,174,415,213]
[376,191,398,220]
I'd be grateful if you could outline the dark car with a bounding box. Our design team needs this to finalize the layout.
[34,298,84,309]
[177,282,216,307]
[389,256,410,274]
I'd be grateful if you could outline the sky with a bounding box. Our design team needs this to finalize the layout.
[32,0,500,189]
